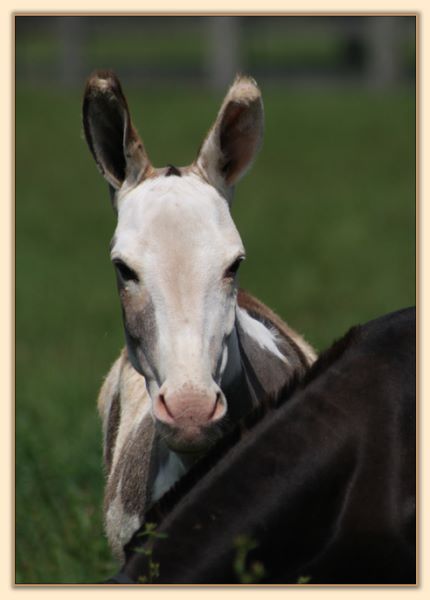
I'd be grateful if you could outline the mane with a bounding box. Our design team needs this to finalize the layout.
[124,323,361,557]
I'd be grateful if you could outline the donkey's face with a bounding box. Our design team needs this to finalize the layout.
[111,176,244,451]
[83,71,263,452]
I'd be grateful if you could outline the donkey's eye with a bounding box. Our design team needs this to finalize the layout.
[224,256,244,279]
[113,260,139,283]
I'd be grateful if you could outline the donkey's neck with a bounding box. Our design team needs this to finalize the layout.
[149,440,197,506]
[222,306,292,414]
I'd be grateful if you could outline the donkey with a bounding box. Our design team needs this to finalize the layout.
[108,307,416,585]
[83,71,316,559]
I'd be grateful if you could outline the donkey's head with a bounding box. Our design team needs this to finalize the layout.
[83,71,263,453]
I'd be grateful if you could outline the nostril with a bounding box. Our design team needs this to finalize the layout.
[209,391,225,422]
[156,393,175,421]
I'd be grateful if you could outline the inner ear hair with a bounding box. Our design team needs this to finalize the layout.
[83,70,151,191]
[195,74,264,193]
[219,100,262,185]
[83,91,127,187]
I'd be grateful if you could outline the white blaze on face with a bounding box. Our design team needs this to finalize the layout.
[111,173,245,423]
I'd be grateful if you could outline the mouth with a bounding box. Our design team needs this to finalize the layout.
[156,420,225,454]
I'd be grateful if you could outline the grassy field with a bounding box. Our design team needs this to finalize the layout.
[15,82,415,583]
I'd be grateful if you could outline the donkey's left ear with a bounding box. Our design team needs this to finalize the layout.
[82,70,152,193]
[195,75,264,195]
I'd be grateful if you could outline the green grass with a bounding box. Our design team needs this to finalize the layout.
[16,28,206,70]
[15,29,339,70]
[246,31,342,69]
[15,82,415,583]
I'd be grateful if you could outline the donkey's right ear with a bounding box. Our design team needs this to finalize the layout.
[82,70,152,192]
[195,75,264,196]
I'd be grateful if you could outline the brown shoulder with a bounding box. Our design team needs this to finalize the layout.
[237,289,317,366]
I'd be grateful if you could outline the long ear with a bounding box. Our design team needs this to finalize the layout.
[195,75,264,194]
[82,70,152,191]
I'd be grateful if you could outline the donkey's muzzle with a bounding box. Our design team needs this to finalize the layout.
[153,384,227,451]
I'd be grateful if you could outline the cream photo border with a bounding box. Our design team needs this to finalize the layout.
[3,2,425,598]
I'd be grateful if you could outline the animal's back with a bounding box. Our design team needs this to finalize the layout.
[287,306,416,584]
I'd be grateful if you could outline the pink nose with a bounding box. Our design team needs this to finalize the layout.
[153,384,226,431]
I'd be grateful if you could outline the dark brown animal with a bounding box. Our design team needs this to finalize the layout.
[106,307,416,585]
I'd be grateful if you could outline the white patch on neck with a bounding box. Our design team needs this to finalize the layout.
[221,326,242,389]
[150,450,189,505]
[236,307,287,363]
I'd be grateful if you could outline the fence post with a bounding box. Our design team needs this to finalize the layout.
[207,17,240,90]
[57,16,85,87]
[366,16,400,88]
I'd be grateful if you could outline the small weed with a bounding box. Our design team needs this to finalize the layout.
[133,522,168,584]
[233,534,266,584]
[297,575,312,584]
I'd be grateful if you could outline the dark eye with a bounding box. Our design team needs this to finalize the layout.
[113,259,139,283]
[224,256,244,279]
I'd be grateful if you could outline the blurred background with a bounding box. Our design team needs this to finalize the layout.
[15,15,416,583]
